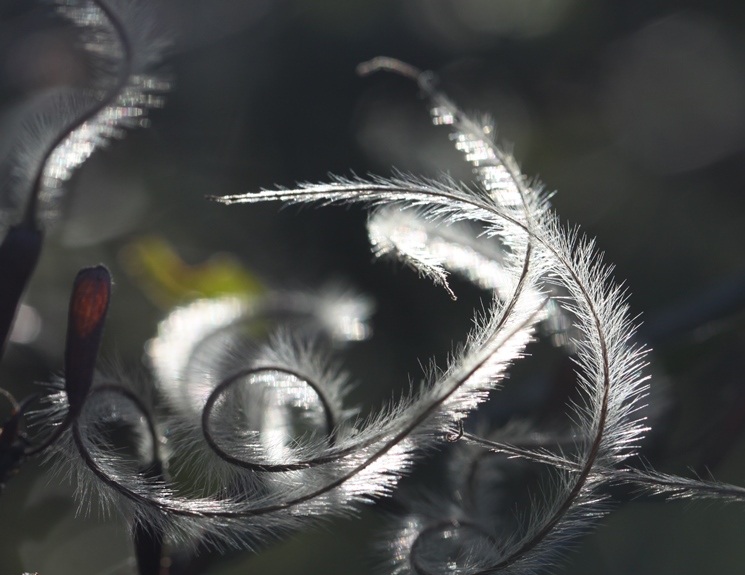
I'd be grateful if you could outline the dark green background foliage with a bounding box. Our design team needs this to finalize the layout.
[1,0,745,573]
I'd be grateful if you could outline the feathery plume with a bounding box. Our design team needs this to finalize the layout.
[0,0,171,232]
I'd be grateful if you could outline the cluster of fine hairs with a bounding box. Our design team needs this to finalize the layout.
[1,2,745,575]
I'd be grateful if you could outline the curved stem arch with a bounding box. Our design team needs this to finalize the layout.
[24,0,133,227]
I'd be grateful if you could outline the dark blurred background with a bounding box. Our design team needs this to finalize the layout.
[2,0,745,573]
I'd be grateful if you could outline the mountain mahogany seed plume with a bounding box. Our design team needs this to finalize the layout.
[2,28,741,572]
[65,265,112,416]
[1,0,173,232]
[0,3,170,341]
[210,57,743,573]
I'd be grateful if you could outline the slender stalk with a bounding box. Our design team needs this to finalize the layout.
[0,226,42,359]
[22,0,133,227]
[201,366,337,472]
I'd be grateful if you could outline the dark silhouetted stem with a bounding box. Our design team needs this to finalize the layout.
[0,225,43,360]
[134,461,167,575]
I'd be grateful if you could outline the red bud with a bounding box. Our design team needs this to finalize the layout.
[64,266,111,415]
